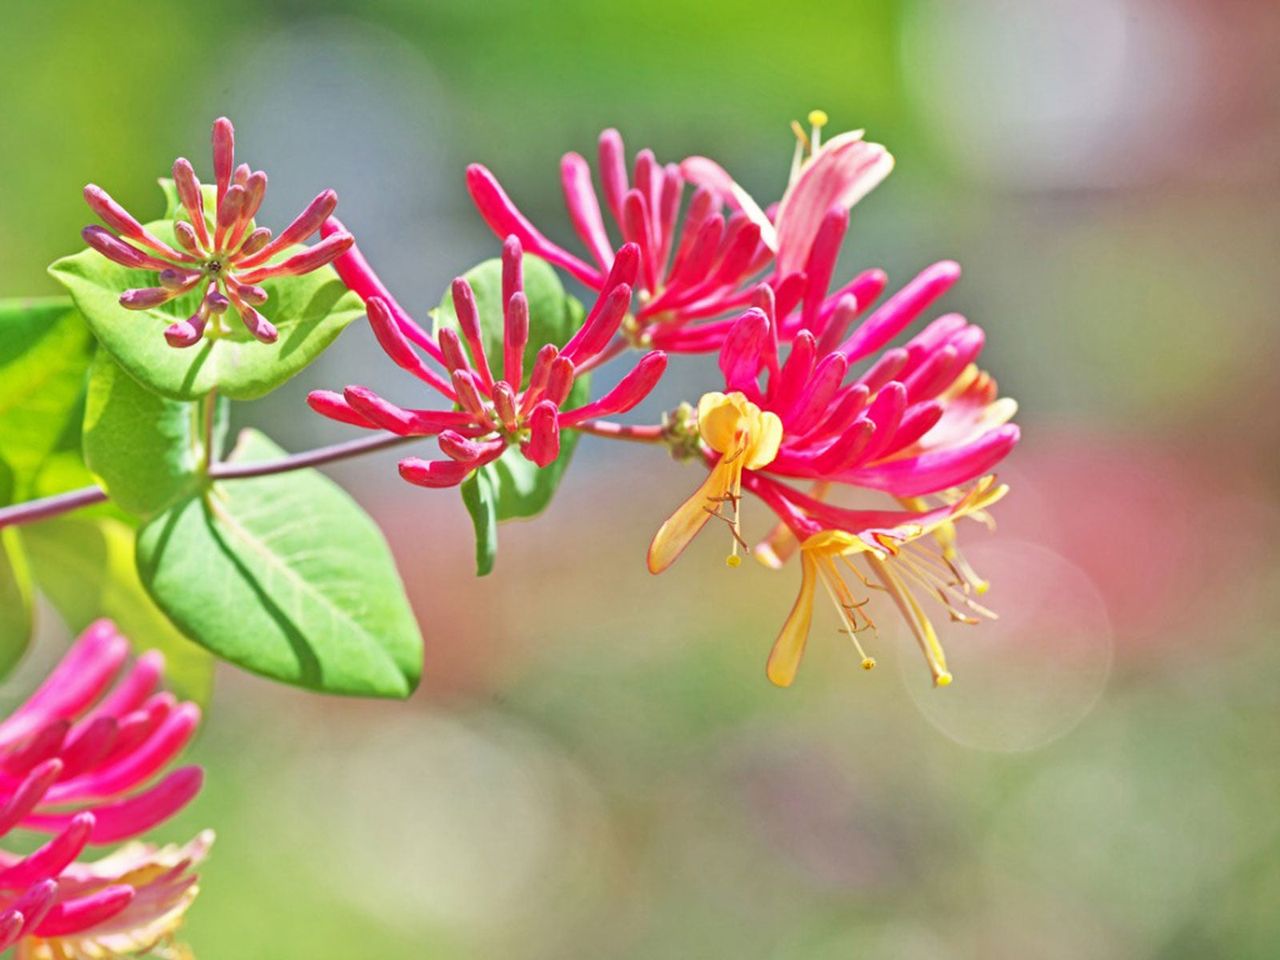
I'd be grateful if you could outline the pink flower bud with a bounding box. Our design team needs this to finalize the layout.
[493,382,518,431]
[236,190,338,268]
[597,128,629,223]
[502,235,523,307]
[215,184,246,233]
[81,227,172,271]
[237,231,352,283]
[239,226,272,257]
[212,117,235,203]
[437,327,472,375]
[544,356,576,407]
[520,400,560,468]
[118,287,176,310]
[173,221,201,254]
[306,390,377,429]
[451,371,490,422]
[503,291,529,389]
[438,430,490,463]
[398,458,473,489]
[561,282,630,364]
[236,304,278,343]
[83,185,147,241]
[718,308,768,393]
[559,350,668,425]
[172,157,210,247]
[560,152,614,269]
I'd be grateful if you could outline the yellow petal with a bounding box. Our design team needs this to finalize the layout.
[647,465,729,573]
[744,409,784,469]
[697,391,744,453]
[767,552,818,686]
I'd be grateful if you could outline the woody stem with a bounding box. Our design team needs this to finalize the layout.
[0,418,667,530]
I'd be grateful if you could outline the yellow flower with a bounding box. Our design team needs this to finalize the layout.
[648,392,783,573]
[767,477,1007,688]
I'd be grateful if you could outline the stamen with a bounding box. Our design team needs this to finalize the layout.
[790,120,810,152]
[816,556,877,672]
[808,109,828,152]
[865,554,952,687]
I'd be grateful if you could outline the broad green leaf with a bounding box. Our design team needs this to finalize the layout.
[136,429,422,698]
[21,516,214,704]
[83,351,227,517]
[432,257,589,571]
[459,468,497,577]
[0,526,34,679]
[48,221,364,401]
[0,297,94,501]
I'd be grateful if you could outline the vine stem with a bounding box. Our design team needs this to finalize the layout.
[569,419,665,443]
[0,418,665,530]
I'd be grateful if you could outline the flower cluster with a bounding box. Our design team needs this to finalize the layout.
[313,112,1020,688]
[0,621,210,959]
[309,230,667,487]
[82,117,352,347]
[467,111,893,354]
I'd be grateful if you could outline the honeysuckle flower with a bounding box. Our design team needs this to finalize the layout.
[760,476,1007,688]
[466,129,773,350]
[648,391,783,573]
[0,620,211,958]
[309,230,668,487]
[646,264,1017,686]
[82,116,353,347]
[682,111,893,329]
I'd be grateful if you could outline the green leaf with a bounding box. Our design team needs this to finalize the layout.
[21,516,214,704]
[0,297,94,501]
[0,526,34,679]
[432,257,589,571]
[136,429,422,698]
[459,469,497,577]
[83,351,227,517]
[48,221,364,401]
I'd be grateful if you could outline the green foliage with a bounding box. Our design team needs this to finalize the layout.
[0,297,94,501]
[433,256,589,575]
[48,218,363,402]
[459,469,498,578]
[21,516,214,703]
[0,526,34,677]
[83,351,227,517]
[136,430,423,698]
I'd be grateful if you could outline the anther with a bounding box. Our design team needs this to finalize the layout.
[861,657,877,671]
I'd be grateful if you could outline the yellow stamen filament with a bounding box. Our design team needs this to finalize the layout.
[865,553,952,687]
[816,555,877,671]
[808,109,828,152]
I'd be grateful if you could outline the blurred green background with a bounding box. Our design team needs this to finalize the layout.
[4,0,1280,956]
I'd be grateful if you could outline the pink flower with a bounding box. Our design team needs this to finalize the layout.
[647,269,1018,687]
[82,116,353,348]
[681,110,894,335]
[309,227,667,487]
[0,621,211,958]
[466,129,772,351]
